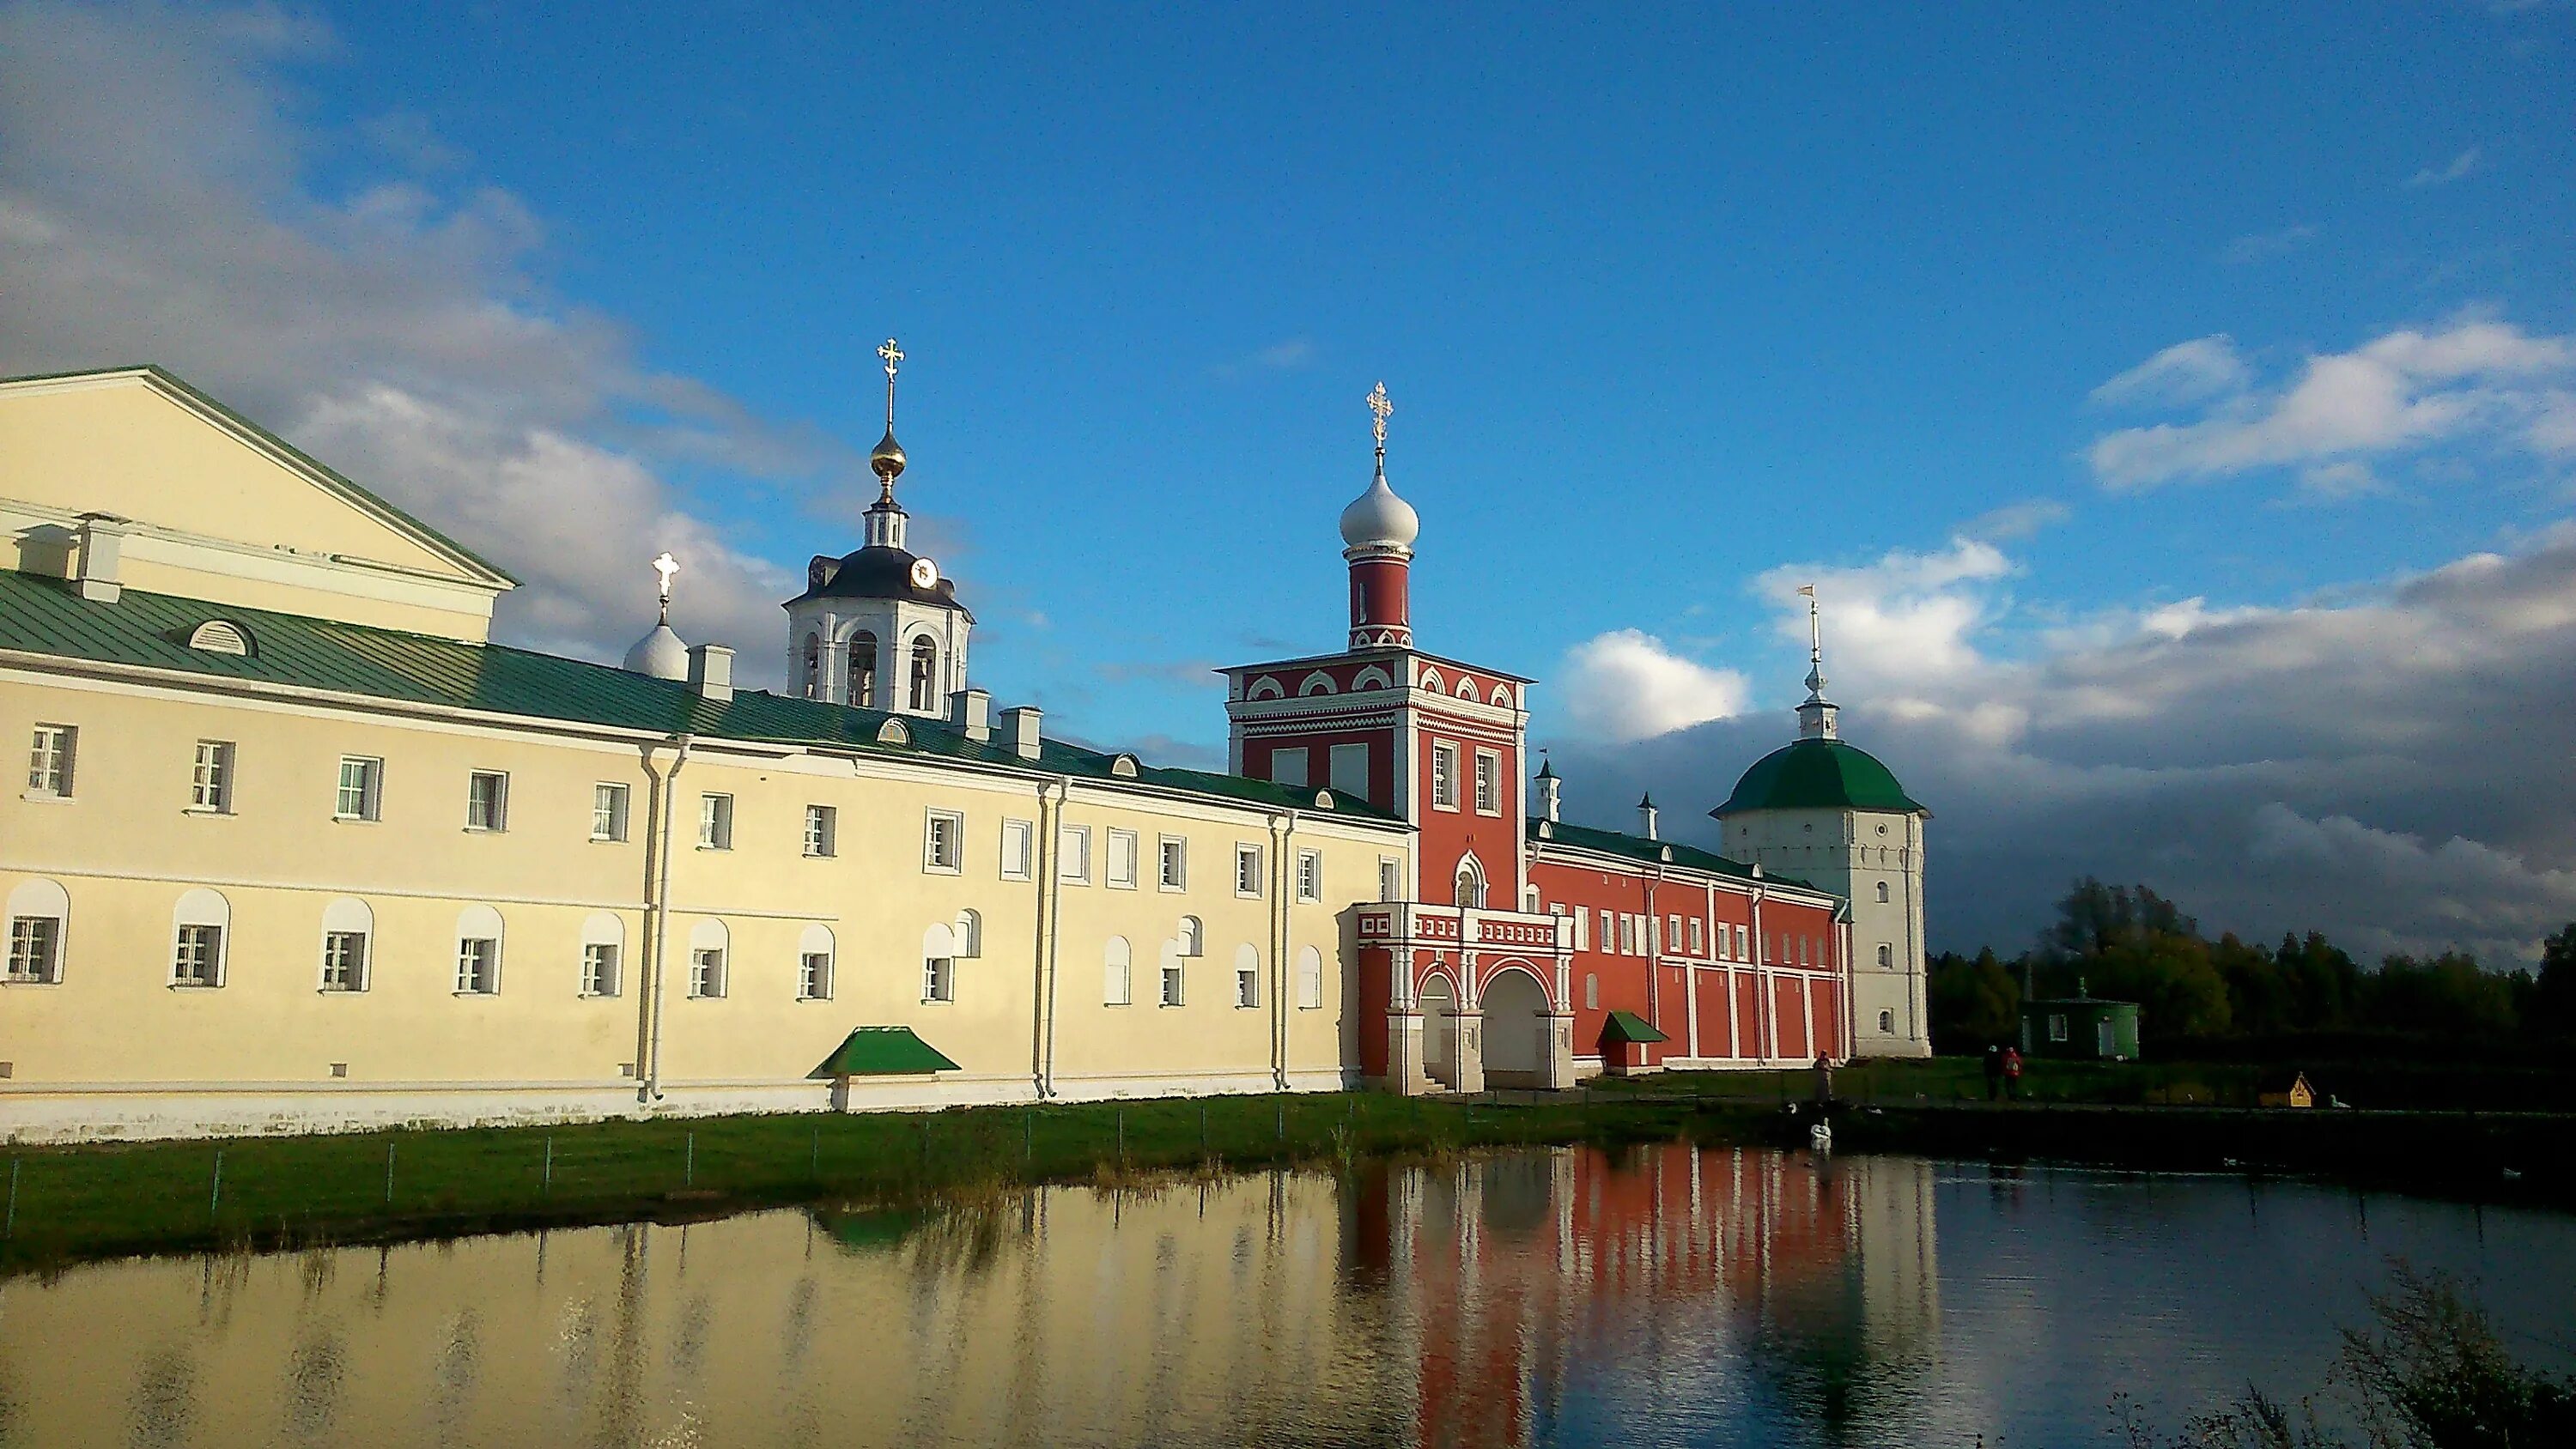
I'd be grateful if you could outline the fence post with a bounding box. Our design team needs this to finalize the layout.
[210,1149,224,1218]
[5,1157,18,1239]
[543,1136,554,1196]
[1115,1108,1126,1168]
[385,1141,396,1205]
[685,1131,696,1188]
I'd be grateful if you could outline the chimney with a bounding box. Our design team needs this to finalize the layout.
[1534,761,1561,823]
[1637,793,1659,840]
[687,644,734,702]
[949,688,993,743]
[74,513,130,603]
[1000,705,1042,761]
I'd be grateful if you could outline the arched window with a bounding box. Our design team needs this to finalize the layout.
[1296,945,1324,1009]
[454,903,504,995]
[6,877,70,985]
[1877,943,1893,968]
[922,921,958,1002]
[954,908,981,959]
[687,919,729,999]
[802,633,821,697]
[849,631,878,706]
[1177,915,1203,957]
[908,637,939,712]
[1522,885,1541,912]
[1876,881,1891,903]
[1234,943,1261,1008]
[1103,936,1133,1005]
[319,897,373,992]
[173,887,231,987]
[581,912,624,997]
[799,923,835,1001]
[1453,856,1486,909]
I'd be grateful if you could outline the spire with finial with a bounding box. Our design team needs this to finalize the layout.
[1340,380,1421,648]
[1795,584,1840,740]
[866,337,910,549]
[623,551,689,679]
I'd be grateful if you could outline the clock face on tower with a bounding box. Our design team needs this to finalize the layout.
[909,557,939,589]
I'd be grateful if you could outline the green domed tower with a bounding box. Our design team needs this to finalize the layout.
[1712,597,1930,1058]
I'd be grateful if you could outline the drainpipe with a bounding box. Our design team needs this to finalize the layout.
[1269,810,1296,1092]
[1750,886,1769,1063]
[1030,779,1066,1099]
[1643,870,1662,1060]
[636,735,691,1106]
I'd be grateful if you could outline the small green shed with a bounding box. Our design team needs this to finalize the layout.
[2020,985,2141,1061]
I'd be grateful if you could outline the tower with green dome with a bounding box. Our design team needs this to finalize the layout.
[1712,596,1931,1058]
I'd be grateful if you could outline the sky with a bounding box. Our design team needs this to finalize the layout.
[4,2,2573,963]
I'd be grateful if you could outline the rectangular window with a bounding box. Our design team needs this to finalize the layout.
[191,740,234,812]
[592,783,630,842]
[689,947,726,998]
[320,930,368,991]
[583,943,622,997]
[1668,914,1683,955]
[1059,825,1092,884]
[1430,743,1458,809]
[27,724,76,797]
[173,924,222,986]
[1000,818,1035,880]
[1585,973,1600,1010]
[1327,743,1370,798]
[924,955,955,1003]
[1106,828,1139,888]
[804,803,836,858]
[1735,924,1750,961]
[1378,857,1402,902]
[1160,962,1185,1007]
[1159,836,1189,891]
[1236,964,1260,1009]
[1235,843,1263,898]
[1573,908,1589,952]
[7,916,63,985]
[924,810,963,872]
[1270,747,1309,788]
[1296,849,1323,904]
[800,951,833,1001]
[698,793,733,850]
[334,756,382,822]
[1473,750,1500,814]
[1689,919,1705,955]
[2048,1013,2069,1043]
[1613,912,1630,955]
[465,770,507,831]
[455,937,499,994]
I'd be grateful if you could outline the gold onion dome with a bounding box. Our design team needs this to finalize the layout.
[871,426,907,484]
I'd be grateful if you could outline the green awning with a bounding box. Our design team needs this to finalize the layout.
[810,1026,961,1078]
[1602,1010,1669,1045]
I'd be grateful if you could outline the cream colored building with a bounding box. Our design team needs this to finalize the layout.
[0,367,1410,1143]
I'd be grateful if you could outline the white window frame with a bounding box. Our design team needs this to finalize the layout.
[1159,835,1189,892]
[1667,914,1683,956]
[1178,915,1204,957]
[1689,919,1705,955]
[1296,945,1324,1009]
[799,951,834,1002]
[1236,964,1261,1009]
[174,923,225,987]
[1599,910,1614,952]
[1000,818,1035,881]
[1473,749,1501,815]
[7,914,64,985]
[698,792,734,851]
[191,740,235,813]
[319,929,369,992]
[1296,848,1323,904]
[26,724,76,799]
[464,770,508,832]
[689,947,727,999]
[1106,828,1139,889]
[1059,824,1092,884]
[804,803,837,858]
[923,809,964,873]
[335,756,383,822]
[1103,937,1133,1006]
[1735,924,1750,960]
[1572,908,1589,952]
[455,937,501,995]
[583,942,622,997]
[1377,857,1402,903]
[1160,960,1186,1007]
[923,954,956,1003]
[1234,843,1264,899]
[1430,742,1459,810]
[592,783,630,843]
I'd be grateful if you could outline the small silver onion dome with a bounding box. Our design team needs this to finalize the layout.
[623,622,688,680]
[1339,470,1420,551]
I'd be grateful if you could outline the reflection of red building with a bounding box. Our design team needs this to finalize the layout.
[1354,1144,1879,1448]
[1225,392,1852,1092]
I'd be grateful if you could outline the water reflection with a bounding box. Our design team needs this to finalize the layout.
[3,1146,2571,1448]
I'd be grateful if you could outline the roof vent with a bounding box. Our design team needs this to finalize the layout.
[186,620,253,656]
[876,718,911,746]
[1312,789,1334,810]
[1109,754,1140,779]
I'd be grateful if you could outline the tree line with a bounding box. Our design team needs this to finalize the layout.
[1929,878,2576,1053]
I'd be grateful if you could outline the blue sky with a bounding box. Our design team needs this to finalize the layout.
[5,1,2573,958]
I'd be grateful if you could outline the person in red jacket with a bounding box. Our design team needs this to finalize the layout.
[2002,1046,2024,1101]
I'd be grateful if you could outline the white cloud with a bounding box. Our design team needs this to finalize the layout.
[1558,630,1748,743]
[2089,336,2251,409]
[2220,225,2318,264]
[2405,147,2482,188]
[0,0,849,679]
[1753,539,2013,700]
[2086,317,2576,492]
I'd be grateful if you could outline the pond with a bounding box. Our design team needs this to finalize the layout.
[2,1144,2571,1446]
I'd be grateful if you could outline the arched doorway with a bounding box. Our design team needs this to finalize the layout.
[1418,973,1460,1091]
[1481,967,1552,1088]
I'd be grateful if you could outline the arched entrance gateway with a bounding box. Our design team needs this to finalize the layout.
[1479,967,1554,1089]
[1417,974,1461,1091]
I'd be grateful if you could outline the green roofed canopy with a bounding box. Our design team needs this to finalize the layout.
[1602,1010,1669,1045]
[811,1026,961,1077]
[1713,737,1925,815]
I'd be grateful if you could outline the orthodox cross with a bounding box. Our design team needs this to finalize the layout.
[878,337,903,425]
[651,551,679,622]
[1367,381,1392,452]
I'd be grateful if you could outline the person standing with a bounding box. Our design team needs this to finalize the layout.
[2002,1046,2024,1101]
[1983,1044,2003,1101]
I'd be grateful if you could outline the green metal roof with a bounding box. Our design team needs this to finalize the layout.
[1711,737,1925,815]
[1602,1010,1669,1045]
[1528,816,1767,884]
[0,570,1394,822]
[810,1026,962,1077]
